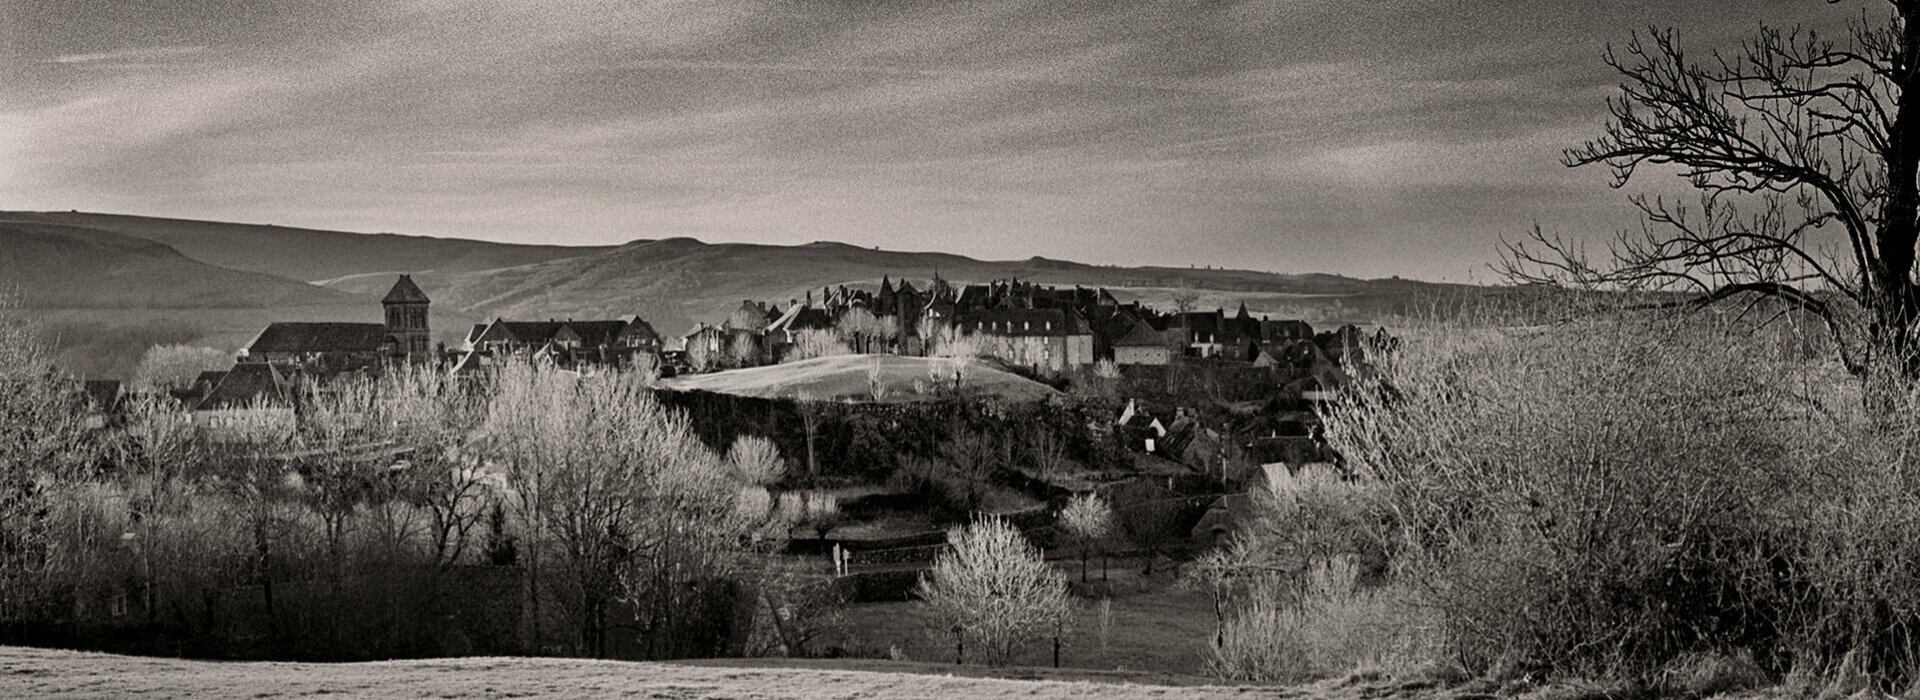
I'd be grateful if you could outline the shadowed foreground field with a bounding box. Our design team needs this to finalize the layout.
[0,646,1290,699]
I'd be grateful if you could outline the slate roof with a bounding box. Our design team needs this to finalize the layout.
[198,363,291,410]
[956,284,992,309]
[617,317,660,345]
[245,322,388,355]
[1113,320,1170,347]
[1181,311,1224,343]
[560,320,630,348]
[382,275,431,304]
[193,370,229,389]
[477,320,566,346]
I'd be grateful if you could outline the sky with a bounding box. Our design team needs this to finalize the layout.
[0,0,1862,281]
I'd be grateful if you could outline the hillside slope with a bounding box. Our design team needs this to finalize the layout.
[0,219,363,309]
[4,211,611,283]
[323,237,1480,335]
[0,218,483,379]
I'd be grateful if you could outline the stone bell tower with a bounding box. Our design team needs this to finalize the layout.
[382,275,431,359]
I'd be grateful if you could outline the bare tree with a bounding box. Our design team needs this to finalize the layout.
[940,423,1001,513]
[793,392,830,478]
[380,366,490,567]
[295,378,382,602]
[915,516,1073,666]
[874,315,901,354]
[486,364,750,657]
[726,331,763,368]
[209,397,302,645]
[1059,492,1114,583]
[835,307,881,353]
[1505,7,1920,376]
[785,328,850,362]
[686,335,719,373]
[780,491,840,540]
[1024,425,1070,481]
[724,435,786,487]
[131,344,232,392]
[112,393,203,622]
[0,309,97,622]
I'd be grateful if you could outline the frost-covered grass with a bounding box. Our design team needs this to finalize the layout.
[0,646,1264,699]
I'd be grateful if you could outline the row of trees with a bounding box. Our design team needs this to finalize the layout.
[0,309,801,659]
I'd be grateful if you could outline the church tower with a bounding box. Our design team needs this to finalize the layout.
[382,275,431,360]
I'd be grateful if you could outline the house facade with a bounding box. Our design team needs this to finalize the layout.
[950,308,1095,372]
[455,316,660,373]
[1112,322,1173,366]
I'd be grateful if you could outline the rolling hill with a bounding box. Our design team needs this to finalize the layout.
[0,216,482,379]
[5,211,612,283]
[320,237,1482,337]
[0,219,362,309]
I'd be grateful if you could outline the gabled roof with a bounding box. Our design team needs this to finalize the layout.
[1113,321,1170,347]
[956,284,992,310]
[1182,311,1224,341]
[382,275,430,304]
[245,322,388,355]
[895,278,919,295]
[464,324,489,346]
[559,320,629,347]
[198,363,292,410]
[474,320,566,347]
[1264,319,1314,340]
[617,317,660,344]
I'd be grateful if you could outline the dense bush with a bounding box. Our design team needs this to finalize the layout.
[1304,306,1920,687]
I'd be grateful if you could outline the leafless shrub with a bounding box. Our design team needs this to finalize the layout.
[1319,302,1857,681]
[915,516,1072,666]
[1059,492,1113,583]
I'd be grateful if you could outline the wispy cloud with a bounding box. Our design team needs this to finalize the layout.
[46,45,207,65]
[0,0,1858,280]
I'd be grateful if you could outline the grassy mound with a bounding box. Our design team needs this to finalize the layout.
[659,354,1058,404]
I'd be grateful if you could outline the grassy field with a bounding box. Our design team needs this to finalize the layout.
[0,645,1288,699]
[824,561,1221,676]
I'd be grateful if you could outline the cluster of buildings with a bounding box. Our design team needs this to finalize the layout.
[171,274,1356,422]
[679,274,1347,375]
